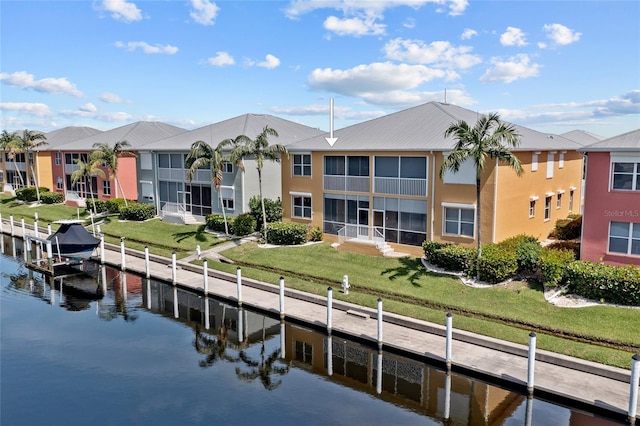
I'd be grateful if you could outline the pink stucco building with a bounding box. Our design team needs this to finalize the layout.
[581,129,640,266]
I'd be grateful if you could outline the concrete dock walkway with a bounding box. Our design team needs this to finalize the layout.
[2,220,638,423]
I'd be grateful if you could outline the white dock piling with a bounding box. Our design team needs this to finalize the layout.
[279,276,285,319]
[10,215,14,236]
[203,260,209,293]
[629,354,640,423]
[120,237,126,270]
[527,332,537,395]
[377,298,383,349]
[171,251,177,283]
[327,287,333,334]
[236,267,242,306]
[144,246,150,278]
[446,313,453,368]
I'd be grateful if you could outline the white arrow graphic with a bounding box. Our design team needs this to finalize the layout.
[325,98,338,147]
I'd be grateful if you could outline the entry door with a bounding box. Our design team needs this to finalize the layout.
[358,208,369,239]
[177,190,191,212]
[373,210,384,242]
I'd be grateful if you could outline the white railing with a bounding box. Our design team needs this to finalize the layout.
[323,175,370,192]
[65,191,87,207]
[338,224,380,244]
[374,177,427,196]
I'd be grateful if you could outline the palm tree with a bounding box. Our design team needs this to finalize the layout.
[439,112,523,267]
[229,126,288,243]
[71,154,106,234]
[185,139,236,236]
[15,129,48,201]
[91,140,136,207]
[0,130,24,188]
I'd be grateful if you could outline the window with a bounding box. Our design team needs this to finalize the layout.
[222,162,233,173]
[293,195,312,218]
[544,196,552,221]
[55,152,61,166]
[531,152,539,172]
[559,151,565,169]
[529,200,536,218]
[546,152,555,178]
[0,171,4,183]
[103,180,111,195]
[56,177,63,190]
[140,153,152,170]
[443,206,475,237]
[569,190,574,212]
[324,156,345,175]
[348,156,369,177]
[612,162,640,191]
[556,193,562,209]
[158,153,185,169]
[293,154,311,177]
[221,186,234,210]
[442,156,474,184]
[608,222,640,256]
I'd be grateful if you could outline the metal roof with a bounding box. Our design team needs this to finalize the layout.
[286,101,583,153]
[138,113,324,151]
[580,128,640,152]
[52,121,187,151]
[560,129,604,146]
[43,126,103,149]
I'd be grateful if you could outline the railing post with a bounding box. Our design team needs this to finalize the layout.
[203,259,209,294]
[279,276,285,320]
[236,267,242,307]
[47,224,52,236]
[377,298,383,350]
[171,251,177,283]
[327,287,333,334]
[629,354,640,423]
[120,237,126,271]
[34,219,39,238]
[100,234,105,264]
[10,215,15,236]
[21,217,25,240]
[527,332,537,395]
[144,246,150,278]
[446,313,453,369]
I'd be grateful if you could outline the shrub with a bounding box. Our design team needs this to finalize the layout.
[472,244,519,284]
[514,240,542,273]
[422,240,448,262]
[106,198,128,214]
[310,227,323,242]
[15,187,49,202]
[89,199,109,213]
[266,222,308,245]
[40,191,63,204]
[233,213,257,236]
[566,261,640,306]
[249,196,282,230]
[539,248,575,287]
[557,215,582,240]
[119,203,156,221]
[422,241,475,273]
[546,241,580,259]
[206,214,234,234]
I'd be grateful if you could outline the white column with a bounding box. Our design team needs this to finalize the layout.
[527,332,537,395]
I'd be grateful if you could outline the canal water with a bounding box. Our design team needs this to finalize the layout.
[0,235,622,425]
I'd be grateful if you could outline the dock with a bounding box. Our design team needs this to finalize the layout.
[2,219,639,423]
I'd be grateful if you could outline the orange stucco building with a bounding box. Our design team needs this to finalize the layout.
[282,102,584,256]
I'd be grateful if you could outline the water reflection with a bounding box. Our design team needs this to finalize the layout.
[1,234,623,425]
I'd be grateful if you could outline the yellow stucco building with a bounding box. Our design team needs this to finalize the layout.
[282,102,584,256]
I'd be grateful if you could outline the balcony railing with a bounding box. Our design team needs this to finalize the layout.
[374,177,427,196]
[337,224,385,245]
[323,175,370,192]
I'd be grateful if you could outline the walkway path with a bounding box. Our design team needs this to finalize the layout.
[2,220,638,423]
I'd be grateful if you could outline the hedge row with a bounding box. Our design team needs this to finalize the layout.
[265,222,308,245]
[40,191,63,204]
[565,261,640,306]
[15,187,49,202]
[89,198,128,214]
[205,213,257,237]
[119,203,156,221]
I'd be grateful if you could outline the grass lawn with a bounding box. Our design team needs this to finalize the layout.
[209,241,639,369]
[0,195,221,258]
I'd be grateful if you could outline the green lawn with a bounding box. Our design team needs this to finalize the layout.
[210,241,639,369]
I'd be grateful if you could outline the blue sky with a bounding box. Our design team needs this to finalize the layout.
[1,0,639,138]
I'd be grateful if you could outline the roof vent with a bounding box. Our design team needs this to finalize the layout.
[547,135,554,139]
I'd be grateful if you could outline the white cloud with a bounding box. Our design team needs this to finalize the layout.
[60,108,133,122]
[0,102,51,117]
[79,103,97,112]
[284,1,469,20]
[542,23,581,46]
[98,0,142,22]
[270,103,385,121]
[323,15,386,36]
[500,27,527,47]
[383,38,481,69]
[0,71,83,97]
[308,62,451,99]
[403,17,415,29]
[190,0,219,26]
[360,88,475,107]
[461,28,477,40]
[480,54,541,83]
[115,41,178,54]
[100,92,125,103]
[207,51,235,67]
[249,54,281,69]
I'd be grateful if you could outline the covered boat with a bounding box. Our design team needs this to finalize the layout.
[47,222,100,259]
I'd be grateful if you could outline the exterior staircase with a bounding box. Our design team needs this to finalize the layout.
[336,238,406,257]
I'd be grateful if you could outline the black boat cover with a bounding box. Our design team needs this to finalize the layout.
[46,223,100,251]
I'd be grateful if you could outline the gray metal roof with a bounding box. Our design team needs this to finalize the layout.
[43,126,103,149]
[286,101,583,153]
[52,121,187,151]
[580,128,640,152]
[560,130,604,146]
[138,113,324,151]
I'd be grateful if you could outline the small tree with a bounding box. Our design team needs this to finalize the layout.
[71,154,106,234]
[15,129,48,201]
[92,140,136,207]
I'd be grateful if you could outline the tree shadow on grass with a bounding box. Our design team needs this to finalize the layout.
[172,224,209,244]
[380,257,441,287]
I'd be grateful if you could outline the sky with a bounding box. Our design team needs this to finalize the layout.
[1,0,639,139]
